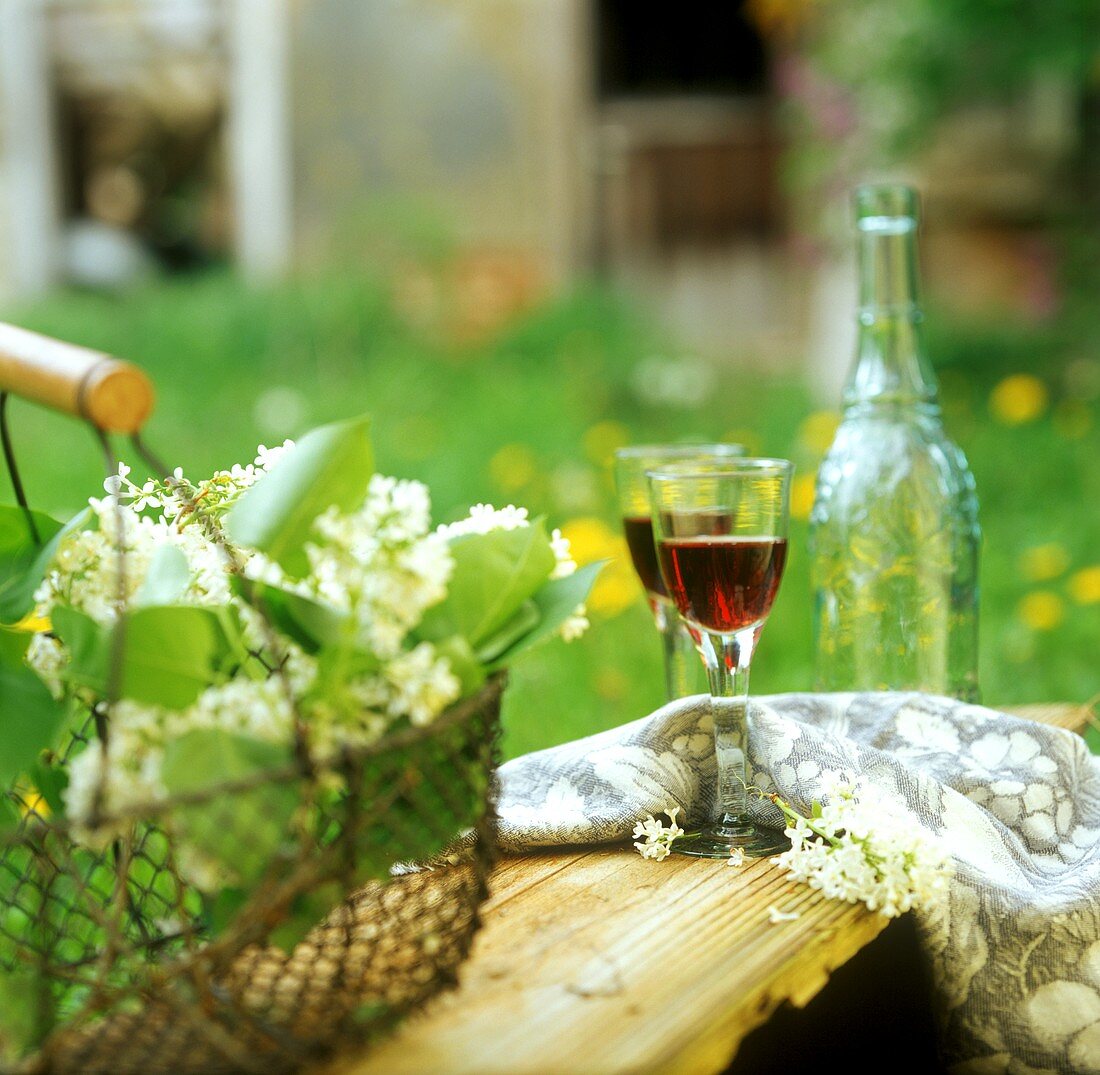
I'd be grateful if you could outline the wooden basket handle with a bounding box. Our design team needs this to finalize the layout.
[0,322,154,434]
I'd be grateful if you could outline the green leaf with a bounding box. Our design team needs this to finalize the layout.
[433,635,487,696]
[226,415,373,576]
[232,577,350,654]
[354,716,490,881]
[27,761,68,815]
[49,606,109,692]
[203,886,249,937]
[52,605,229,709]
[266,880,345,952]
[133,545,191,607]
[313,644,382,692]
[0,795,19,834]
[0,505,64,624]
[487,560,603,669]
[475,600,540,664]
[0,961,47,1061]
[162,730,298,887]
[0,629,66,788]
[420,521,556,649]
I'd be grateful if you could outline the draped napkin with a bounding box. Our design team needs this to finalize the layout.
[496,692,1100,1074]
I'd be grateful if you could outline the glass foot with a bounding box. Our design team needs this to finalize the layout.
[673,817,790,859]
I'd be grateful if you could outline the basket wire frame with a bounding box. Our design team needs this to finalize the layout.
[0,399,502,1074]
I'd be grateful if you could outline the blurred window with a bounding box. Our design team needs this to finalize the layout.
[593,0,780,253]
[595,0,767,99]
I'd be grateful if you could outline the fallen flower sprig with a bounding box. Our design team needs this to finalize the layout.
[632,807,684,861]
[767,775,952,918]
[633,776,951,919]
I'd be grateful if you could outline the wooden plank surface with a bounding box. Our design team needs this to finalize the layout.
[317,703,1090,1075]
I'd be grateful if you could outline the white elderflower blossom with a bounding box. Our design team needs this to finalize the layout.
[184,677,297,744]
[34,499,171,623]
[63,702,168,843]
[63,679,298,847]
[384,642,462,726]
[632,806,684,861]
[304,475,453,658]
[549,527,577,580]
[770,775,952,919]
[767,905,802,924]
[25,633,67,699]
[437,503,530,540]
[559,607,590,642]
[254,440,294,472]
[33,438,586,890]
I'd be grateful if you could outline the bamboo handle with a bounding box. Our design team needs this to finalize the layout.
[0,322,154,434]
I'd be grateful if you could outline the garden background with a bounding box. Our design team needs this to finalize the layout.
[1,0,1097,758]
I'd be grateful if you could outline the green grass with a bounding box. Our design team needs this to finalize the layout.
[3,270,1098,758]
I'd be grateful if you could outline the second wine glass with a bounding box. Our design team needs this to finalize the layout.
[614,444,744,701]
[648,459,793,858]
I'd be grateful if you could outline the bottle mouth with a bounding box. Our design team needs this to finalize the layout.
[854,183,919,229]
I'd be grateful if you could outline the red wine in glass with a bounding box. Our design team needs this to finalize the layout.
[623,515,667,599]
[658,535,788,634]
[623,510,735,601]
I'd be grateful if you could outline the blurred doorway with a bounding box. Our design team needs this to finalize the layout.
[590,1,793,361]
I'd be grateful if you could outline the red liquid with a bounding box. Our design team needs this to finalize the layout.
[658,536,787,634]
[623,511,735,600]
[623,515,666,598]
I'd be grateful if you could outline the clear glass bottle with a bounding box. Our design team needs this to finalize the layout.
[810,184,981,701]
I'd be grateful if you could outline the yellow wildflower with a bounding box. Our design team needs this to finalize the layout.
[1068,566,1100,606]
[790,474,817,522]
[13,611,51,633]
[1017,591,1065,632]
[1019,543,1070,583]
[18,791,49,820]
[489,443,536,493]
[560,517,636,618]
[11,782,49,819]
[990,374,1049,426]
[797,411,840,455]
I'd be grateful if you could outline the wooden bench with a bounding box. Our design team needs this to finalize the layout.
[317,703,1090,1075]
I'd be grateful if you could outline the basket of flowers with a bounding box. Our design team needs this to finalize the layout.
[0,328,597,1073]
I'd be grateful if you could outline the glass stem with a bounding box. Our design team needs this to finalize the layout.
[654,600,699,701]
[701,629,755,827]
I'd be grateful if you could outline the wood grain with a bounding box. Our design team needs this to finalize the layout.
[316,703,1089,1075]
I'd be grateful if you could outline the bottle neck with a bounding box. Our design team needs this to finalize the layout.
[844,217,938,408]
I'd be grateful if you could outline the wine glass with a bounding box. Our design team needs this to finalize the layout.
[647,459,793,858]
[614,444,744,701]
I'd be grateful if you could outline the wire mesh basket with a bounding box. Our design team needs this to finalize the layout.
[0,674,503,1075]
[0,326,506,1073]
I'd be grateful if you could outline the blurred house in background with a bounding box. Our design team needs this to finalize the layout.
[0,0,287,294]
[0,0,1089,389]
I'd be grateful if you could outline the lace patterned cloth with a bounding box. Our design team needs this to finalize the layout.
[496,692,1100,1074]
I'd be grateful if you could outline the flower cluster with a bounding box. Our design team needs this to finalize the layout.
[437,503,589,641]
[633,777,951,919]
[64,677,298,845]
[632,807,684,861]
[299,475,454,658]
[24,438,590,870]
[770,775,952,918]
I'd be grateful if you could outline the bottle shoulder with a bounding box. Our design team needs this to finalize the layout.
[812,408,980,530]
